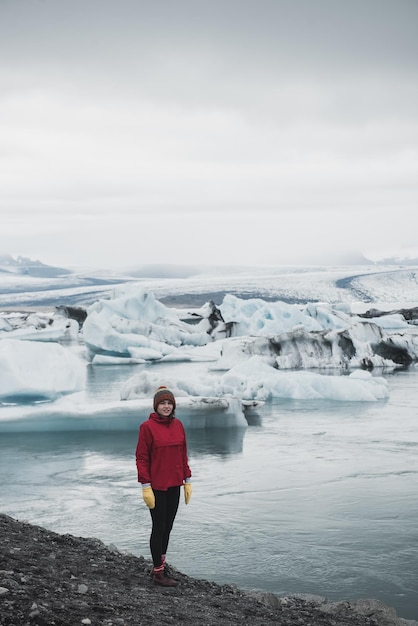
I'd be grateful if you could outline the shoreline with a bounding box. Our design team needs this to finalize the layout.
[0,513,415,626]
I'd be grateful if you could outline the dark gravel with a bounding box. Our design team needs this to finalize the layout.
[0,514,392,626]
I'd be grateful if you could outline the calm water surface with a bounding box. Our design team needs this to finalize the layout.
[1,364,417,620]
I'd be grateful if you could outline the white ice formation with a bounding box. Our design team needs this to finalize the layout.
[2,282,418,432]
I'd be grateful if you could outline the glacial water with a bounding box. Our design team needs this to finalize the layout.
[0,363,417,620]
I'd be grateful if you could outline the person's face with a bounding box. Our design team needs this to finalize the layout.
[157,400,174,416]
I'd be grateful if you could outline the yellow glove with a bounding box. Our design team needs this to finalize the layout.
[142,486,155,509]
[184,483,192,505]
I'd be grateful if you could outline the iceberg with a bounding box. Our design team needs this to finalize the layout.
[0,339,85,402]
[3,279,418,433]
[82,287,209,363]
[0,394,248,432]
[120,357,389,404]
[82,285,418,370]
[0,311,79,342]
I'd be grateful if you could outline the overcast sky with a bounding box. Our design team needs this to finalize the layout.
[1,0,417,269]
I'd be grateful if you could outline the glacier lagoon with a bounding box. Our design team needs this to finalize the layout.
[1,263,418,621]
[0,360,417,621]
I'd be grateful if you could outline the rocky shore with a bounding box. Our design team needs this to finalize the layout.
[0,514,415,626]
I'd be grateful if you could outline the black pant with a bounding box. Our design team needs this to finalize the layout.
[149,486,180,567]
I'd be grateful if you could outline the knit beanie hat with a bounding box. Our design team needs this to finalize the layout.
[153,386,176,412]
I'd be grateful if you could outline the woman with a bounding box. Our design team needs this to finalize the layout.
[136,386,192,587]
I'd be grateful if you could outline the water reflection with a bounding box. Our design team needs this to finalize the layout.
[186,427,246,456]
[0,430,136,456]
[0,427,247,458]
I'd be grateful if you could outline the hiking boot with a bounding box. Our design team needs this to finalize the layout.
[152,569,177,587]
[150,563,177,580]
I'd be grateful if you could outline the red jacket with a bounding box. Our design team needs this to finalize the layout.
[136,412,192,491]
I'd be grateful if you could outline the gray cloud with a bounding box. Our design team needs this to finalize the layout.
[0,0,417,267]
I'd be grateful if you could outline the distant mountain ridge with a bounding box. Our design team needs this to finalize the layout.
[375,255,418,266]
[0,254,72,278]
[364,247,418,266]
[2,252,418,283]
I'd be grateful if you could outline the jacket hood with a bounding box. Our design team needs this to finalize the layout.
[149,411,175,424]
